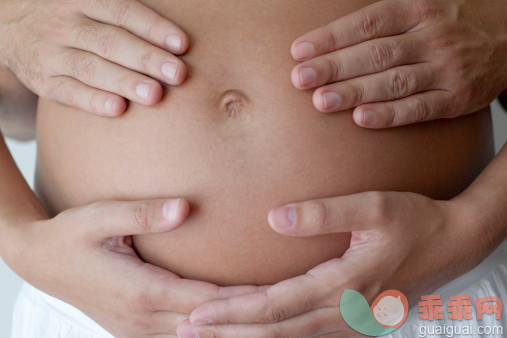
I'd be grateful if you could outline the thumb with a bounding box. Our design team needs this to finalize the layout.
[268,191,392,236]
[71,198,189,239]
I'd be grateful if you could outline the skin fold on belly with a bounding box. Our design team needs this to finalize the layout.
[34,0,494,286]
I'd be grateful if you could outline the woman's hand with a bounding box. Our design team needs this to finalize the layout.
[0,0,188,117]
[2,198,257,337]
[178,191,502,337]
[291,0,507,128]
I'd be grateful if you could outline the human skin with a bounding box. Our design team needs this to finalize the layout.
[183,139,507,338]
[0,0,506,336]
[35,0,495,287]
[0,66,36,140]
[291,0,507,128]
[0,0,189,116]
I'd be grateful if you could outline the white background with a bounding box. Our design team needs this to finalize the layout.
[1,101,507,336]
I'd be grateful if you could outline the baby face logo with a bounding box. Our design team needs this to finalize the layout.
[371,290,409,327]
[340,289,409,336]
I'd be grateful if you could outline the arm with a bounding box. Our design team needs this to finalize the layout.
[0,127,257,336]
[0,64,37,141]
[180,140,507,337]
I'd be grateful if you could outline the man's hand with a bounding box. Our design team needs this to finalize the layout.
[2,198,257,336]
[177,191,501,337]
[291,0,507,128]
[0,0,189,117]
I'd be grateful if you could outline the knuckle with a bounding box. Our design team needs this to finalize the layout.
[133,201,151,231]
[411,96,430,121]
[325,27,339,51]
[415,0,441,19]
[138,49,153,72]
[111,1,132,26]
[260,292,286,323]
[142,13,162,37]
[30,70,48,93]
[448,50,467,72]
[62,88,76,106]
[384,106,397,127]
[324,56,342,81]
[389,71,411,97]
[76,22,99,47]
[457,84,474,103]
[70,55,97,82]
[350,83,365,105]
[45,79,65,103]
[369,42,391,71]
[429,33,454,50]
[359,12,380,39]
[46,19,70,38]
[116,75,132,96]
[99,30,120,58]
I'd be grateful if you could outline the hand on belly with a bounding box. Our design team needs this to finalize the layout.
[34,0,493,287]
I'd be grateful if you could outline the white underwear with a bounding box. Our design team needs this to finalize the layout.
[12,241,507,338]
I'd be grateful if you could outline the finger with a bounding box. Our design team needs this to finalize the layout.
[179,308,347,338]
[267,191,397,235]
[312,63,435,112]
[292,33,422,89]
[149,273,259,314]
[291,0,418,60]
[353,90,454,128]
[72,20,186,85]
[44,76,126,116]
[78,0,188,54]
[188,273,332,325]
[70,198,189,238]
[57,50,163,105]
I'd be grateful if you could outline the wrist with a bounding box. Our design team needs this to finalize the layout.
[449,186,507,262]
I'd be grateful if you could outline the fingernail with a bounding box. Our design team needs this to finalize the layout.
[322,92,341,110]
[161,61,178,81]
[136,83,152,100]
[178,327,199,338]
[293,42,316,60]
[162,199,181,223]
[269,205,296,228]
[166,35,182,53]
[299,67,317,86]
[363,110,377,124]
[104,99,115,115]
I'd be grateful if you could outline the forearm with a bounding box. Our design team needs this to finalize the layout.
[454,141,507,259]
[0,65,37,141]
[0,132,48,262]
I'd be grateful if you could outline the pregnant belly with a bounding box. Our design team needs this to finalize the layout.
[34,0,494,286]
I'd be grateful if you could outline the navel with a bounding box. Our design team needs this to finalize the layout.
[219,89,251,118]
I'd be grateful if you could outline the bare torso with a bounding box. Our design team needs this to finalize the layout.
[35,0,494,286]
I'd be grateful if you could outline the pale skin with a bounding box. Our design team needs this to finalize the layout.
[0,0,188,116]
[0,0,506,337]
